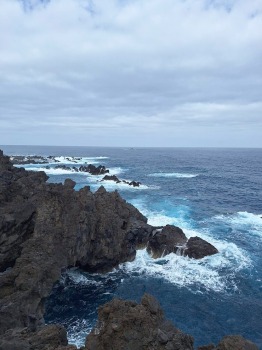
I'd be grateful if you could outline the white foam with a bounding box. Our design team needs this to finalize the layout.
[94,180,158,191]
[19,165,125,177]
[53,156,108,165]
[148,172,198,178]
[24,167,85,175]
[215,211,262,239]
[66,269,103,287]
[67,318,93,348]
[123,203,252,293]
[122,240,251,293]
[107,167,124,175]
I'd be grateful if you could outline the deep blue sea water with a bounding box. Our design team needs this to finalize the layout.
[1,145,262,349]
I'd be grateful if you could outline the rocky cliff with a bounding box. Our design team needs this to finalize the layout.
[0,149,151,336]
[0,150,258,349]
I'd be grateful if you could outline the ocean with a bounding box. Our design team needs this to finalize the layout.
[1,145,262,348]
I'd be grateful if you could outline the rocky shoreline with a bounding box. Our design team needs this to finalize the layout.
[0,150,258,349]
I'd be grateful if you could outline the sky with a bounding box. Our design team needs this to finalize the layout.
[0,0,262,147]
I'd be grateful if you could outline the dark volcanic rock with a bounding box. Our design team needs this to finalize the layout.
[184,236,218,259]
[85,293,194,350]
[0,324,76,350]
[198,335,259,350]
[79,164,109,175]
[102,175,141,187]
[102,174,121,183]
[1,150,255,350]
[0,150,148,335]
[147,224,187,258]
[198,345,216,350]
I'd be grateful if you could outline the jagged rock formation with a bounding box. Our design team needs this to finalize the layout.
[0,150,152,336]
[53,164,110,175]
[85,293,194,350]
[85,294,259,350]
[101,174,141,187]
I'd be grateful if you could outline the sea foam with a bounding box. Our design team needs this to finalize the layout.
[148,172,198,178]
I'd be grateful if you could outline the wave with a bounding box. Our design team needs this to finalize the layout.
[92,181,159,191]
[121,240,251,293]
[124,202,252,293]
[214,211,262,239]
[51,156,109,165]
[19,165,124,177]
[148,172,198,178]
[25,167,84,175]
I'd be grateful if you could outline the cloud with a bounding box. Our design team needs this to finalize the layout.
[0,0,261,146]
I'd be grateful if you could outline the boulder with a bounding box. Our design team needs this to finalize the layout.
[85,293,194,350]
[147,224,187,258]
[184,236,218,259]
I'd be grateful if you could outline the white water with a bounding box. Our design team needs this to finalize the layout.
[214,211,262,239]
[149,172,198,178]
[122,201,252,293]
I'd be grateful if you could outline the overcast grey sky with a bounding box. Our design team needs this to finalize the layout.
[0,0,262,147]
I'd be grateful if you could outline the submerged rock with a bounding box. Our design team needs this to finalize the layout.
[85,293,194,350]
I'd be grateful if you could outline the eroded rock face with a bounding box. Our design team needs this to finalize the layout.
[147,224,187,258]
[85,293,194,350]
[184,236,218,259]
[0,150,149,334]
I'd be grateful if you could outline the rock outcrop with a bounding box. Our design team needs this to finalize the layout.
[0,150,151,335]
[146,226,218,259]
[85,294,259,350]
[85,293,194,350]
[147,224,187,258]
[101,174,141,187]
[79,164,109,175]
[53,164,110,175]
